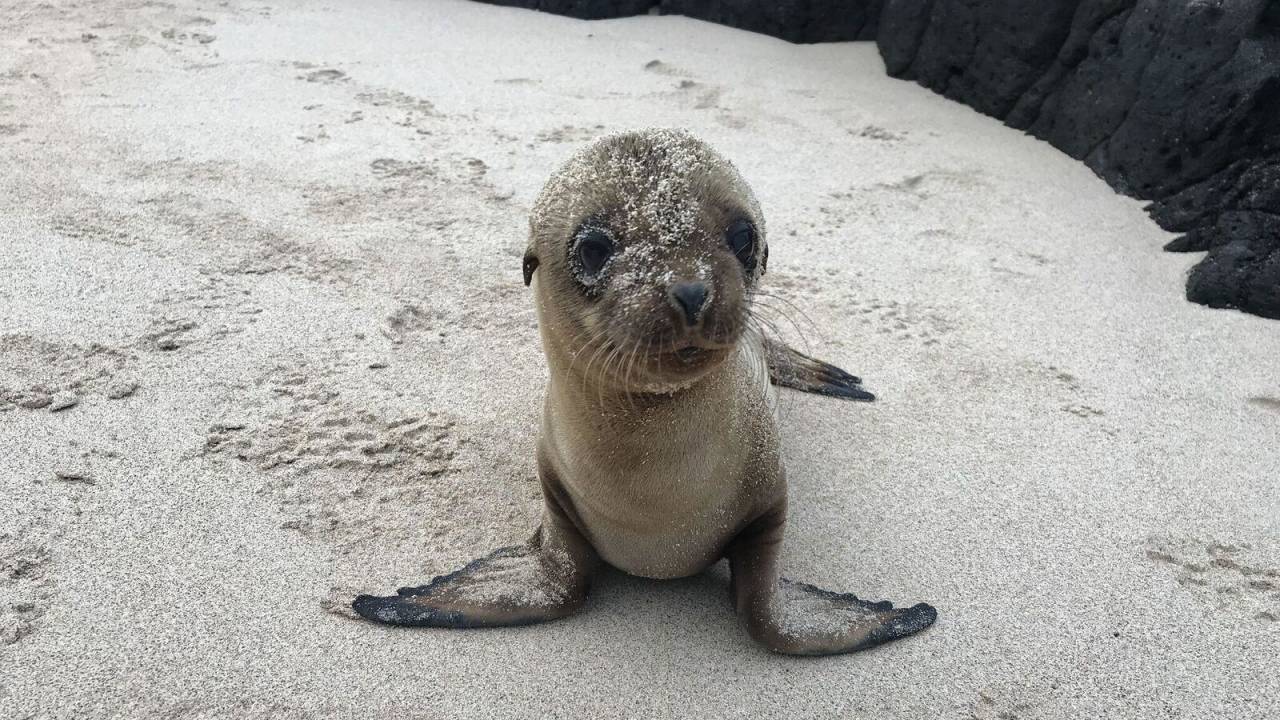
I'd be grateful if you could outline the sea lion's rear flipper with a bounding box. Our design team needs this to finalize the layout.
[763,338,875,401]
[352,524,596,629]
[728,508,936,655]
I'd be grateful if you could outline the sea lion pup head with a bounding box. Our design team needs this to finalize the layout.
[524,129,767,394]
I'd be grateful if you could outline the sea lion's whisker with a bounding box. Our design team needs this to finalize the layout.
[748,297,815,358]
[581,333,614,402]
[567,323,607,374]
[749,289,819,335]
[598,344,624,412]
[742,324,772,402]
[745,310,788,353]
[622,339,642,411]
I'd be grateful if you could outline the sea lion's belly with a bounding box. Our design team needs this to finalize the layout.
[569,469,750,579]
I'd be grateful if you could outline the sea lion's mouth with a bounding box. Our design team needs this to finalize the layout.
[624,340,734,390]
[661,342,728,368]
[675,346,703,362]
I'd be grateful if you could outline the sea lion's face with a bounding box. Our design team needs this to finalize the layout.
[525,130,767,393]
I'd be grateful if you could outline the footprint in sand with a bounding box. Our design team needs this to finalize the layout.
[0,529,56,646]
[1147,538,1280,622]
[299,68,348,84]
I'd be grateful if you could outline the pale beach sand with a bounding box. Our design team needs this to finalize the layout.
[1,1,1277,717]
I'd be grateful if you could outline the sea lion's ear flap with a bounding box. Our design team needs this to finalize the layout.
[522,249,540,287]
[760,244,768,275]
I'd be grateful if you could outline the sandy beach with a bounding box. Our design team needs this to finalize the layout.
[1,0,1277,717]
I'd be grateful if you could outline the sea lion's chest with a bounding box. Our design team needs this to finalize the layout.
[538,342,783,578]
[563,444,754,579]
[545,385,781,579]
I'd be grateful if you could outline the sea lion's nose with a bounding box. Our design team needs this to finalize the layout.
[668,281,709,326]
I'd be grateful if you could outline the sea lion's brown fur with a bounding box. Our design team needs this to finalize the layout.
[353,129,936,655]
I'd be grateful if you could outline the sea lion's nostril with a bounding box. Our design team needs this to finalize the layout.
[669,282,709,326]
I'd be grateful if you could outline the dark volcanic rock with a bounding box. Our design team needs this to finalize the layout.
[1154,156,1280,241]
[878,0,1280,320]
[474,0,656,20]
[660,1,882,42]
[477,0,883,42]
[884,0,1081,118]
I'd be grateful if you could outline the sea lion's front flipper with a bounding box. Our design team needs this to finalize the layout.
[352,513,598,629]
[763,338,875,401]
[727,507,936,655]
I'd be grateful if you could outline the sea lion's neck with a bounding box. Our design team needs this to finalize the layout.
[544,339,727,423]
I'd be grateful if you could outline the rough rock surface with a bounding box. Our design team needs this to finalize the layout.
[475,0,1280,320]
[477,0,655,20]
[478,1,882,42]
[660,0,881,42]
[878,0,1280,319]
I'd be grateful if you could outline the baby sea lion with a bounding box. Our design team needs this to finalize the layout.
[353,129,936,655]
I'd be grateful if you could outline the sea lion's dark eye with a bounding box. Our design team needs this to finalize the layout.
[573,227,614,280]
[726,218,756,269]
